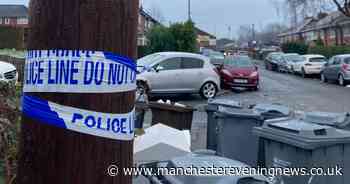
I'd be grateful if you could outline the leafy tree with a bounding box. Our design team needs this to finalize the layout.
[146,21,197,54]
[146,25,176,54]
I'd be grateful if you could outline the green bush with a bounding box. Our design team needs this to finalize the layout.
[308,45,350,58]
[145,21,198,54]
[281,42,308,55]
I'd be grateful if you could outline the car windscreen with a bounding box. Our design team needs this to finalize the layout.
[309,57,327,63]
[285,55,303,62]
[225,57,253,67]
[137,54,165,67]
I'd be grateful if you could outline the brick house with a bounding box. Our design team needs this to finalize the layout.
[138,7,160,46]
[0,5,28,28]
[195,27,217,50]
[279,11,350,46]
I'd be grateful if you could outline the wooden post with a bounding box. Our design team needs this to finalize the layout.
[17,0,138,184]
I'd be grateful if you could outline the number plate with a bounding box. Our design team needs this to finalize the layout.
[234,79,248,83]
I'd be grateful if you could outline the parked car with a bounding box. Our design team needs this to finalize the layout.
[274,53,304,73]
[0,61,18,85]
[237,50,249,56]
[292,54,327,77]
[136,52,221,99]
[264,52,284,71]
[321,54,350,86]
[275,55,290,73]
[220,56,260,90]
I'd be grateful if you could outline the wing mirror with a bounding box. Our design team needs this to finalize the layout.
[154,65,164,72]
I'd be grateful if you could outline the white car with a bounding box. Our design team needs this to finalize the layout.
[0,61,18,85]
[292,54,327,77]
[137,52,221,99]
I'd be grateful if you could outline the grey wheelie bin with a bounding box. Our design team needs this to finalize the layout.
[303,111,350,130]
[254,118,350,184]
[140,152,269,184]
[214,104,290,167]
[205,99,243,151]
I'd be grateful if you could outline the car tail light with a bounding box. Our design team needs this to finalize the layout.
[342,64,350,71]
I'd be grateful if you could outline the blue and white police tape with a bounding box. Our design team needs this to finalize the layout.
[22,95,135,141]
[24,50,137,93]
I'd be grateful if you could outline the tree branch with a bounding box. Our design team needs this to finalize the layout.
[333,0,350,17]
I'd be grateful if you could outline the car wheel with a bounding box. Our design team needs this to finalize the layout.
[200,82,217,99]
[291,66,297,75]
[301,68,307,78]
[137,81,149,96]
[339,74,346,86]
[321,73,327,83]
[253,84,260,91]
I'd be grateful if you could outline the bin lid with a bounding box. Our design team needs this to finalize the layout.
[303,111,350,128]
[253,103,290,117]
[253,118,350,150]
[207,99,243,109]
[162,153,268,184]
[215,106,262,120]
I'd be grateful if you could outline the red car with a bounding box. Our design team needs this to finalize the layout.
[219,56,260,90]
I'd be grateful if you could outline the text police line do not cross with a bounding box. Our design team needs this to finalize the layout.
[24,50,137,93]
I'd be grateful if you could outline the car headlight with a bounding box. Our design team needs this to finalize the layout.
[250,71,258,77]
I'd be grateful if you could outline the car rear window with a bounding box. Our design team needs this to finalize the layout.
[310,57,326,63]
[285,55,303,62]
[344,57,350,64]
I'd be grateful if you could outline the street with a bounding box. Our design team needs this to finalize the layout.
[175,62,350,150]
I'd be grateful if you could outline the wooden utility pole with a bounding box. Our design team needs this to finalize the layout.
[18,0,138,184]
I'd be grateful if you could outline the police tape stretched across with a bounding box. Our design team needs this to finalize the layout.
[25,55,135,86]
[71,112,134,135]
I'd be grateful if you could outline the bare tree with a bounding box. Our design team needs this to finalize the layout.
[270,0,350,30]
[332,0,350,16]
[275,0,350,18]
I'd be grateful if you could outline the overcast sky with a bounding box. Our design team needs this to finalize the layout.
[2,0,282,38]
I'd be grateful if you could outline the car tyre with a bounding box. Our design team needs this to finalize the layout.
[339,74,347,86]
[321,73,327,83]
[291,66,297,75]
[137,81,149,95]
[253,84,260,91]
[301,68,307,78]
[200,82,217,99]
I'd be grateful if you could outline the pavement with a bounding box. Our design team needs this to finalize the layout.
[143,62,350,151]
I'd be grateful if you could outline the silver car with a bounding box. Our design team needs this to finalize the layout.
[321,54,350,86]
[137,52,221,99]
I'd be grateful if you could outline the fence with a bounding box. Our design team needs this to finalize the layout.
[0,55,25,83]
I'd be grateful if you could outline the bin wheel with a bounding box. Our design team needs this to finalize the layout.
[200,82,217,99]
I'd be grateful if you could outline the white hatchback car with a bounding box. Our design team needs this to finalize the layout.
[136,52,221,99]
[292,54,327,77]
[0,61,18,85]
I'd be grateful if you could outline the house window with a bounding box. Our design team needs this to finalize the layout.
[4,18,10,24]
[17,18,28,25]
